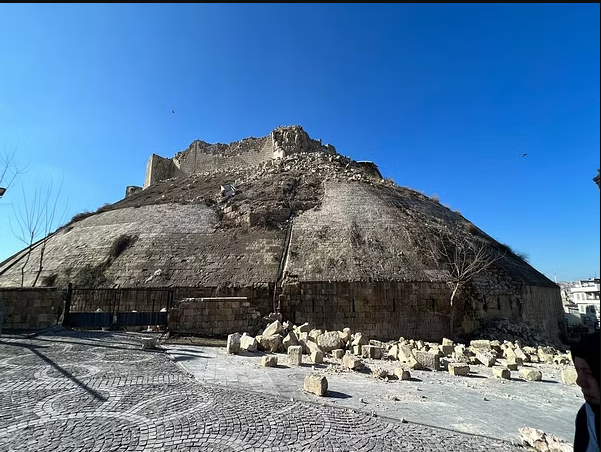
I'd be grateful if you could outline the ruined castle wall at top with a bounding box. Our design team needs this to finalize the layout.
[145,154,179,188]
[174,136,274,176]
[143,126,338,187]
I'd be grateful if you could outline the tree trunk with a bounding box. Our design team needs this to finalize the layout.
[32,240,47,287]
[20,246,32,287]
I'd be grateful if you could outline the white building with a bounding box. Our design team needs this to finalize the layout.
[570,278,600,331]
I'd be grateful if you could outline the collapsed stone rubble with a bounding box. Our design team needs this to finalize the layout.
[220,315,580,448]
[226,315,577,388]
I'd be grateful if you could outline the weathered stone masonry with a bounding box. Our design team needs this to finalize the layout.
[0,288,63,331]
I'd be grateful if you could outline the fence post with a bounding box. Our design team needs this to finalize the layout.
[63,283,73,327]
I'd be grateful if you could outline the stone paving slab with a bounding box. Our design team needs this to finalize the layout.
[165,343,582,444]
[0,330,529,451]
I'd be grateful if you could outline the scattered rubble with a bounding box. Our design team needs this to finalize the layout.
[225,315,577,394]
[519,427,574,452]
[471,318,558,348]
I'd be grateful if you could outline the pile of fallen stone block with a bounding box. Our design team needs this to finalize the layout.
[519,426,573,452]
[225,319,577,385]
[470,317,557,347]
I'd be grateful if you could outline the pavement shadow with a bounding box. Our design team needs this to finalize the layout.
[326,390,352,399]
[32,337,142,352]
[172,355,201,362]
[1,340,107,402]
[301,363,327,369]
[168,350,209,358]
[168,347,208,354]
[466,373,488,379]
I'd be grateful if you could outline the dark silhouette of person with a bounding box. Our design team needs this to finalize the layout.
[571,331,600,451]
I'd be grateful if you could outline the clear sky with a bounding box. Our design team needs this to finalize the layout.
[0,4,599,282]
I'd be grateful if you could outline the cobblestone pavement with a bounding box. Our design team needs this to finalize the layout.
[166,343,582,443]
[0,330,527,452]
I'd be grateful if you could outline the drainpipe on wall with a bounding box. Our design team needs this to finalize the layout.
[272,213,295,313]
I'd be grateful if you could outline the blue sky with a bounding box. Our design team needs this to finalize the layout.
[0,4,599,282]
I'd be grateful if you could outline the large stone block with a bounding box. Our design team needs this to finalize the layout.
[226,333,241,354]
[514,347,528,362]
[331,349,345,359]
[339,327,351,344]
[317,331,343,352]
[261,355,278,367]
[351,332,367,346]
[448,363,470,376]
[263,320,283,337]
[441,345,455,357]
[561,368,577,385]
[415,351,439,371]
[361,345,382,359]
[393,368,411,380]
[492,367,511,379]
[343,352,362,370]
[308,329,323,342]
[519,368,542,381]
[476,349,496,367]
[310,350,324,364]
[240,333,257,352]
[295,322,311,334]
[398,344,415,362]
[288,345,303,366]
[470,340,491,349]
[387,344,399,360]
[258,334,282,353]
[282,331,298,350]
[442,338,454,347]
[304,373,328,396]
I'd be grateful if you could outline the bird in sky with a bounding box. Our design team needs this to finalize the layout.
[522,153,527,158]
[171,109,175,114]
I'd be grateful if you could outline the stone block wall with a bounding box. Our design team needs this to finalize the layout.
[174,137,273,177]
[168,296,270,337]
[280,281,453,341]
[520,285,564,339]
[280,280,564,342]
[144,154,179,188]
[0,288,63,331]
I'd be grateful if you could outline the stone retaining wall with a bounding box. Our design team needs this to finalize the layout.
[168,296,269,336]
[0,287,63,331]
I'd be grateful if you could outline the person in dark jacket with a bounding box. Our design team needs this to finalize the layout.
[571,331,600,452]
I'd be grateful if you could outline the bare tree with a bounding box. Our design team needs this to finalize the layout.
[11,178,67,287]
[424,221,504,337]
[0,147,28,196]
